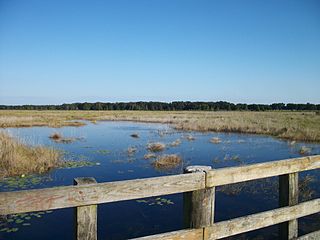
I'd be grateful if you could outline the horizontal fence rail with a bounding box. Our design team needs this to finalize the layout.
[0,172,205,215]
[0,155,320,240]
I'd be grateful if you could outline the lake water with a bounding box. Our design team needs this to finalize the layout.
[1,121,320,240]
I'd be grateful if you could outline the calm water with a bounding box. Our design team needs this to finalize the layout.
[1,121,320,240]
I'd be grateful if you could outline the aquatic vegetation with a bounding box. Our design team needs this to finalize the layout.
[218,175,316,202]
[210,137,221,144]
[0,175,53,191]
[49,132,62,140]
[61,160,99,169]
[0,210,53,233]
[223,154,243,163]
[136,197,174,206]
[299,174,316,201]
[0,131,62,178]
[152,154,182,170]
[127,147,137,155]
[212,157,221,164]
[130,133,139,138]
[299,146,312,155]
[49,132,84,144]
[144,153,157,159]
[147,142,165,152]
[185,135,195,141]
[170,139,181,147]
[93,149,110,155]
[110,159,128,164]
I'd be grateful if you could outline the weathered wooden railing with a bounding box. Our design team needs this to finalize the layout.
[1,155,320,240]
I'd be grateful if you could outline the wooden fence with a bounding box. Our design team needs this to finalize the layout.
[1,155,320,240]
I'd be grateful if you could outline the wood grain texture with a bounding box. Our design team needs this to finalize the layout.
[129,228,204,240]
[297,230,320,240]
[206,155,320,187]
[183,166,214,229]
[205,198,320,239]
[74,177,97,240]
[0,172,205,215]
[279,173,299,240]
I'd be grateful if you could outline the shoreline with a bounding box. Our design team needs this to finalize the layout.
[0,110,319,142]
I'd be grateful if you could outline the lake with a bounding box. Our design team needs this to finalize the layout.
[1,121,320,240]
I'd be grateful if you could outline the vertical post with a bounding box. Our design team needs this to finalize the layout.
[183,165,215,231]
[279,172,299,240]
[74,177,97,240]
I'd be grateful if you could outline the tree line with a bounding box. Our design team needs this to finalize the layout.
[0,101,319,111]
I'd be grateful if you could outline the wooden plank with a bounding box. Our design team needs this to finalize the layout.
[183,166,215,228]
[297,230,320,240]
[0,172,205,215]
[279,173,299,240]
[206,155,320,187]
[205,198,320,239]
[130,228,204,240]
[74,177,97,240]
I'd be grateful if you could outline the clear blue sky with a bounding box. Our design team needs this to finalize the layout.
[0,0,319,105]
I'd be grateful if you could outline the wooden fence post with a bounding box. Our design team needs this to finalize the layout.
[279,172,299,240]
[183,165,215,231]
[74,177,98,240]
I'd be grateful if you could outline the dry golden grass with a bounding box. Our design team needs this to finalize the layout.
[0,110,319,142]
[170,139,181,147]
[144,153,157,159]
[210,137,221,144]
[127,147,137,155]
[152,154,182,170]
[48,132,77,144]
[147,142,166,152]
[185,135,195,141]
[49,132,62,140]
[0,131,62,178]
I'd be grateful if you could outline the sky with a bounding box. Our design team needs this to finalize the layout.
[0,0,319,105]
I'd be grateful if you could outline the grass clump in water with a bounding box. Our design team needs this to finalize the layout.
[130,133,139,138]
[0,132,62,178]
[152,154,182,170]
[127,147,137,155]
[49,132,62,140]
[144,153,157,159]
[210,137,221,144]
[299,146,312,155]
[170,139,181,147]
[147,142,165,152]
[61,160,99,168]
[185,135,195,141]
[49,133,78,144]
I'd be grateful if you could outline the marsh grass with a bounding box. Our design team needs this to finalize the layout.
[170,139,181,147]
[185,135,195,141]
[127,147,137,155]
[299,146,312,155]
[49,132,62,140]
[49,132,83,144]
[147,142,166,152]
[0,132,62,178]
[210,137,221,144]
[152,154,182,170]
[144,153,157,159]
[1,110,320,142]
